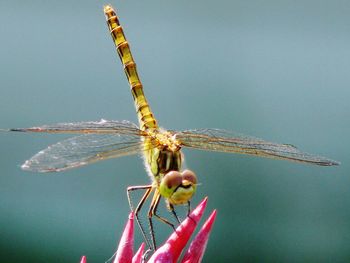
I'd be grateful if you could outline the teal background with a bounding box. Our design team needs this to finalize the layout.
[0,1,348,262]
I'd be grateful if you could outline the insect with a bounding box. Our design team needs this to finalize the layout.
[2,4,339,250]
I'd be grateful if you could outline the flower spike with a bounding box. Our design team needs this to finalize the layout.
[147,197,208,263]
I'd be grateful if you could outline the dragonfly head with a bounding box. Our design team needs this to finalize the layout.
[159,170,197,205]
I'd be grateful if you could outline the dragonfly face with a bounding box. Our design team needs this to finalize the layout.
[159,170,197,206]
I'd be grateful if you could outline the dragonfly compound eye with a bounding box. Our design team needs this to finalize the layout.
[181,169,197,185]
[160,170,197,205]
[159,171,182,198]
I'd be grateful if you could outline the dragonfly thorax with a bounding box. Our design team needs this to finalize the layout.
[152,130,181,152]
[144,135,197,205]
[147,147,183,179]
[145,129,183,178]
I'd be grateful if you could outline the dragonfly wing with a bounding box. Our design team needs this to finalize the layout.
[174,128,339,166]
[9,119,143,136]
[22,134,144,172]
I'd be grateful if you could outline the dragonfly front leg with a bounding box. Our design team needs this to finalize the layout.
[168,200,191,225]
[187,200,191,217]
[148,189,178,250]
[127,184,153,250]
[168,203,181,224]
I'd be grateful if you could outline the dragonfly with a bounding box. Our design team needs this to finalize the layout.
[2,4,339,250]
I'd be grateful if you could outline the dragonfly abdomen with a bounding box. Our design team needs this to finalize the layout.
[104,5,157,131]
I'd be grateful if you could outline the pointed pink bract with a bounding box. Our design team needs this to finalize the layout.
[113,212,134,263]
[80,255,87,263]
[132,242,145,263]
[147,197,208,263]
[181,210,217,263]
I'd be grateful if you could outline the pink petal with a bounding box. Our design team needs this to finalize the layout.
[113,212,134,263]
[80,256,87,263]
[147,197,208,263]
[181,210,217,263]
[132,242,145,263]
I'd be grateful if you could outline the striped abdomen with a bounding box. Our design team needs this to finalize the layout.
[104,5,157,131]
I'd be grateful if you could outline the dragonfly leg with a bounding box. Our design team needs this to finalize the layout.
[150,191,176,231]
[187,200,191,217]
[148,189,177,250]
[186,200,197,225]
[127,185,153,250]
[147,190,161,250]
[127,184,152,211]
[149,190,177,231]
[168,203,181,224]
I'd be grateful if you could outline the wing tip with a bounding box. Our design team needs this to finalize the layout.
[21,161,57,173]
[20,161,44,172]
[21,161,32,171]
[0,128,25,132]
[320,159,340,166]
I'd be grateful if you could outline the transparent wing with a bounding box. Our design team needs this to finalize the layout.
[9,119,143,136]
[22,134,145,172]
[173,128,339,166]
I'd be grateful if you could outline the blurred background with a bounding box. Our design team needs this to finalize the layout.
[0,0,349,262]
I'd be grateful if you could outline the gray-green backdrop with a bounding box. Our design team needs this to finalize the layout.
[0,1,348,262]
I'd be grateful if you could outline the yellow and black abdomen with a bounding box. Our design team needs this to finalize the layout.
[104,5,157,131]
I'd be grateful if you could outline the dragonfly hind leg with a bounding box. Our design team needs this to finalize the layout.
[127,184,154,250]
